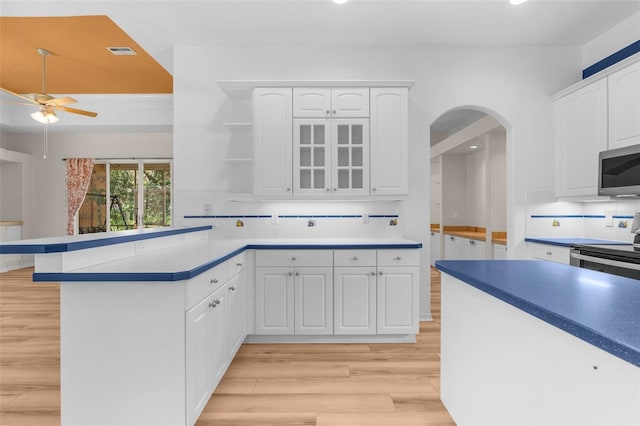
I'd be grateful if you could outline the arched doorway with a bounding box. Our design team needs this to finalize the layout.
[429,107,510,266]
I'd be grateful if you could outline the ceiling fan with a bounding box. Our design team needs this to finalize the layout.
[0,48,98,124]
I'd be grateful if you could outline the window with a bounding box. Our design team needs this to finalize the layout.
[78,160,171,234]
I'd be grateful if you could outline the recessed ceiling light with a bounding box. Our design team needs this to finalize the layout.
[469,145,478,150]
[332,0,349,4]
[509,0,528,5]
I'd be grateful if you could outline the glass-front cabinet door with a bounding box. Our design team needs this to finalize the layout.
[294,119,332,196]
[332,119,370,196]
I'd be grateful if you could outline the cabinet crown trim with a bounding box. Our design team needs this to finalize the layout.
[218,80,415,92]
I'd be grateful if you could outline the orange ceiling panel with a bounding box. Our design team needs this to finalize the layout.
[0,15,172,94]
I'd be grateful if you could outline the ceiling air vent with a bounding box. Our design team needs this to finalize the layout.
[107,47,137,56]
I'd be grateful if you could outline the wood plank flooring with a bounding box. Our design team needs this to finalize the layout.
[0,267,453,426]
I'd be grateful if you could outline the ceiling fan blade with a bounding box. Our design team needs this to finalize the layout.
[46,96,77,106]
[0,87,38,105]
[57,105,98,118]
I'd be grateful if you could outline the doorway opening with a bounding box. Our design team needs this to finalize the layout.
[429,107,509,265]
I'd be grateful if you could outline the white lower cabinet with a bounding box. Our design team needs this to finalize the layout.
[444,234,463,260]
[255,267,294,334]
[186,284,227,426]
[430,231,441,267]
[493,243,507,260]
[376,266,419,334]
[334,267,377,335]
[255,250,333,335]
[462,238,486,260]
[527,242,570,265]
[256,248,419,337]
[185,257,247,426]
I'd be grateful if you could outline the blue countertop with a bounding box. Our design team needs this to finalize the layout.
[30,238,422,283]
[435,260,640,367]
[525,237,631,247]
[0,225,213,254]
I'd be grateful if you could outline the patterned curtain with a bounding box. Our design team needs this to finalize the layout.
[66,158,95,235]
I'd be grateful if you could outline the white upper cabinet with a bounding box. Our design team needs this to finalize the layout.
[293,88,369,118]
[555,78,608,198]
[608,62,640,150]
[370,88,409,195]
[254,88,293,196]
[293,118,370,196]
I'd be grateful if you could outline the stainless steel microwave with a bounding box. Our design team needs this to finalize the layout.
[598,143,640,197]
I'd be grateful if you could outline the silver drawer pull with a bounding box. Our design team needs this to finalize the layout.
[291,256,297,261]
[210,278,218,284]
[229,286,236,291]
[296,272,300,276]
[370,271,376,276]
[546,251,552,256]
[351,256,359,261]
[379,271,383,275]
[236,263,243,267]
[288,271,293,276]
[394,256,402,261]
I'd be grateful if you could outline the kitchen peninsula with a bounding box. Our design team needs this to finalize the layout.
[0,226,422,426]
[436,260,640,426]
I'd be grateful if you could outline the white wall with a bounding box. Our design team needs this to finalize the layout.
[0,131,172,238]
[430,158,441,225]
[489,128,507,233]
[0,147,33,238]
[466,148,486,228]
[442,155,468,227]
[582,11,640,70]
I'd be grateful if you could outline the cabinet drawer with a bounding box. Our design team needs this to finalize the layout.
[227,252,246,277]
[334,250,376,267]
[186,263,228,308]
[377,249,419,267]
[528,243,570,265]
[255,250,333,267]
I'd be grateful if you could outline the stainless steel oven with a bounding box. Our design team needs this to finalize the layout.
[570,244,640,280]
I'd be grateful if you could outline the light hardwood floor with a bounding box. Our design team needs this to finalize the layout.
[0,267,453,426]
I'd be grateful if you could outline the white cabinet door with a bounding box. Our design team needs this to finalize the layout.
[333,267,376,335]
[254,88,293,196]
[294,119,332,196]
[332,119,370,196]
[527,242,570,265]
[210,285,228,385]
[376,266,418,334]
[293,88,331,118]
[444,234,463,260]
[555,79,608,197]
[331,88,369,118]
[295,267,333,335]
[462,238,486,260]
[608,62,640,149]
[493,244,507,260]
[255,267,294,335]
[370,88,409,195]
[226,271,247,360]
[293,88,369,118]
[185,294,214,426]
[430,231,441,267]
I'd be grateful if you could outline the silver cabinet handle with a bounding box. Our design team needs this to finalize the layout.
[546,251,552,256]
[372,188,377,192]
[286,187,291,192]
[450,236,455,241]
[394,256,402,261]
[332,109,336,115]
[351,256,359,261]
[379,271,383,275]
[209,299,220,308]
[288,271,293,276]
[326,110,330,115]
[210,278,218,284]
[370,271,376,276]
[470,240,475,246]
[296,272,300,277]
[326,188,330,191]
[236,263,243,268]
[291,256,297,261]
[229,286,236,291]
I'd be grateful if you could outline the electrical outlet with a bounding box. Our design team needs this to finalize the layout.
[606,214,613,227]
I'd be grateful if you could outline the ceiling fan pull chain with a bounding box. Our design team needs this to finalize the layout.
[42,123,48,160]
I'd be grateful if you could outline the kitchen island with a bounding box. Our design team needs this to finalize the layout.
[1,226,422,426]
[436,259,640,426]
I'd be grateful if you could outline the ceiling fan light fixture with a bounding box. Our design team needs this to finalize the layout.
[31,109,59,124]
[509,0,528,4]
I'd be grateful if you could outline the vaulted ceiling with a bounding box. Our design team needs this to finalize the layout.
[1,0,639,132]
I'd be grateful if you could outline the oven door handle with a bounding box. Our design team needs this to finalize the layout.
[570,252,640,271]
